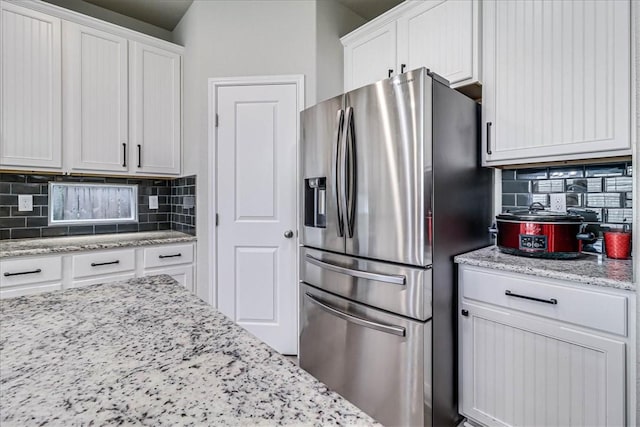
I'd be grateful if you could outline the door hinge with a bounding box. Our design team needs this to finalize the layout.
[215,213,219,226]
[215,114,219,128]
[461,309,469,317]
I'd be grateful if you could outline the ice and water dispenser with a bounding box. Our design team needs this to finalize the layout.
[304,177,326,228]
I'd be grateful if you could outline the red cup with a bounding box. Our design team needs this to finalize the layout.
[604,231,632,259]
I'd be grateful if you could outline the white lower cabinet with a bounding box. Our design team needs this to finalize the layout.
[0,242,196,298]
[459,265,633,427]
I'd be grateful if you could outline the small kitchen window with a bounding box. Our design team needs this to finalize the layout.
[48,182,138,225]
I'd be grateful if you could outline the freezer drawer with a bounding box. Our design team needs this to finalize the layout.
[300,247,432,321]
[300,283,432,427]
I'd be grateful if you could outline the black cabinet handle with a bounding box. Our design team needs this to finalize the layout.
[486,122,493,155]
[122,143,127,167]
[159,253,182,259]
[388,69,394,78]
[401,63,406,73]
[137,144,142,168]
[91,260,120,267]
[505,290,557,305]
[4,268,42,277]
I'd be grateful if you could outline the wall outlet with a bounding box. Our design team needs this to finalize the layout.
[549,194,567,213]
[149,195,159,210]
[183,195,195,209]
[18,195,33,212]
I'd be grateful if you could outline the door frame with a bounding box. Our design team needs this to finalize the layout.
[207,75,305,316]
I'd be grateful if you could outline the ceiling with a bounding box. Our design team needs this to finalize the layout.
[335,0,403,21]
[82,0,193,31]
[72,0,402,32]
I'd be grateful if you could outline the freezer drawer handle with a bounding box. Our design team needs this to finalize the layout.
[505,290,557,305]
[305,292,406,337]
[4,268,42,277]
[305,255,406,285]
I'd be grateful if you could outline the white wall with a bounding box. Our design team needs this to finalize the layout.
[316,0,365,102]
[42,0,172,41]
[173,0,319,302]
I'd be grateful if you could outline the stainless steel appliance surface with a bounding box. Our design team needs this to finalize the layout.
[299,68,492,427]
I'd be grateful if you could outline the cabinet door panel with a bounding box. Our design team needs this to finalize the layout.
[398,0,476,86]
[344,22,396,91]
[64,23,128,172]
[0,3,61,169]
[483,0,631,165]
[131,42,181,175]
[460,301,625,426]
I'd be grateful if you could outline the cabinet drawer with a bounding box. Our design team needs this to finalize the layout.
[72,249,135,279]
[460,266,627,336]
[1,256,62,287]
[144,244,193,268]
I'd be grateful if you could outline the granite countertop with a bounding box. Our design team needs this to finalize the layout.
[455,246,635,291]
[0,230,197,259]
[0,275,378,426]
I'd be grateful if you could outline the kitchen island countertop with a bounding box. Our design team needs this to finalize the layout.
[0,230,197,259]
[0,275,377,426]
[455,245,634,291]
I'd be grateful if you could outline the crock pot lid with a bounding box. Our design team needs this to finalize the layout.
[496,209,583,222]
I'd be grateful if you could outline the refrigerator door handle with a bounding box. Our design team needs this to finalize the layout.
[335,109,345,237]
[304,292,406,336]
[340,106,353,238]
[345,107,356,238]
[305,254,406,285]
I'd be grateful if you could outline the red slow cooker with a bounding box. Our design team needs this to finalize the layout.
[494,203,595,259]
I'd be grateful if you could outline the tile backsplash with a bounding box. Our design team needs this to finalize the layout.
[502,162,633,225]
[0,173,196,239]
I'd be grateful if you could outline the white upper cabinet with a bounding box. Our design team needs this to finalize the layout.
[130,42,181,175]
[342,0,480,92]
[482,0,632,166]
[63,23,129,173]
[0,2,62,169]
[344,21,397,91]
[397,0,479,87]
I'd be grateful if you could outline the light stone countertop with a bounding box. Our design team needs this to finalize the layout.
[455,246,635,291]
[0,275,378,426]
[0,230,197,259]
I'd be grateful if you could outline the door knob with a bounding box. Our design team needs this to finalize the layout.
[284,230,294,238]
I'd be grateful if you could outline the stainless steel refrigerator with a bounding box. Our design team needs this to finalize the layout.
[299,68,492,427]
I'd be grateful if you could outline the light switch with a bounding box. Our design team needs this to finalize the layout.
[18,195,33,212]
[149,195,159,210]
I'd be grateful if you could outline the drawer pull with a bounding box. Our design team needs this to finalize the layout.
[505,290,557,305]
[4,268,42,277]
[159,253,182,259]
[91,260,120,267]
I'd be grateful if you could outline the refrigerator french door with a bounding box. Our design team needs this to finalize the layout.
[299,68,492,427]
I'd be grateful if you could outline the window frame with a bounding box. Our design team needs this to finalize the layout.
[48,182,139,226]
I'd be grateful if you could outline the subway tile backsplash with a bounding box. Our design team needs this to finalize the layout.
[0,173,196,239]
[502,162,633,225]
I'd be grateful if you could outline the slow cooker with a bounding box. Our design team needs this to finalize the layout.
[493,203,595,259]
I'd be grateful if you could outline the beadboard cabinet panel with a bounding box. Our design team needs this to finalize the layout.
[483,0,632,165]
[64,23,129,172]
[460,301,626,427]
[0,2,62,169]
[131,42,181,175]
[344,22,397,92]
[397,0,478,87]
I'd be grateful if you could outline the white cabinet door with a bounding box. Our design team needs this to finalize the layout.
[397,0,479,87]
[344,21,397,92]
[130,41,181,175]
[482,0,632,165]
[460,301,626,427]
[63,23,129,173]
[0,2,62,169]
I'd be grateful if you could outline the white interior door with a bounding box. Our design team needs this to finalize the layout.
[216,81,299,355]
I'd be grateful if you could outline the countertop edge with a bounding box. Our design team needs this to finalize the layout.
[0,234,197,259]
[455,247,635,292]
